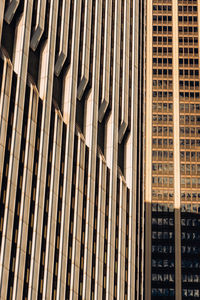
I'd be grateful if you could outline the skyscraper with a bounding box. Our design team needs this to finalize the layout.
[145,0,200,298]
[0,1,143,299]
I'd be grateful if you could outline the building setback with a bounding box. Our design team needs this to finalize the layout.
[145,0,200,298]
[0,1,143,299]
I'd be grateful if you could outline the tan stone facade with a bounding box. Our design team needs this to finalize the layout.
[0,1,143,299]
[145,0,200,298]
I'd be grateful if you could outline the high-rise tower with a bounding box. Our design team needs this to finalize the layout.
[146,0,200,298]
[0,1,143,299]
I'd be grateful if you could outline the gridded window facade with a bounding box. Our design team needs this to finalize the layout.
[147,0,200,298]
[178,0,200,296]
[181,204,200,299]
[178,0,200,196]
[151,203,175,298]
[152,0,174,203]
[151,1,175,297]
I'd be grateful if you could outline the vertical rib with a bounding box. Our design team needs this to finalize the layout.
[42,112,62,300]
[77,0,92,100]
[117,178,126,299]
[0,1,33,298]
[0,0,5,44]
[69,132,85,299]
[94,155,106,300]
[172,0,182,298]
[54,0,71,76]
[28,0,59,298]
[126,0,140,298]
[0,54,13,194]
[12,83,39,300]
[105,1,121,298]
[98,0,112,122]
[82,1,102,298]
[118,0,130,143]
[145,0,153,297]
[56,1,82,298]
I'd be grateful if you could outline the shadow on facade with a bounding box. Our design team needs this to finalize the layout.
[145,202,200,299]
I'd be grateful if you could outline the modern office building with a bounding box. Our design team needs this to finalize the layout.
[145,0,200,299]
[0,1,144,299]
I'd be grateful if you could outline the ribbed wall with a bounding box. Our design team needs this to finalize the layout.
[0,1,142,299]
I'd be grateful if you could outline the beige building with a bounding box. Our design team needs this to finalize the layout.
[146,0,200,298]
[0,1,144,299]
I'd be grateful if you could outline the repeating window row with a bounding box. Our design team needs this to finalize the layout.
[181,177,200,188]
[181,232,200,240]
[153,0,172,3]
[152,258,175,267]
[180,127,200,137]
[151,104,170,115]
[179,69,199,76]
[179,91,200,100]
[153,36,172,44]
[152,190,174,201]
[181,164,200,175]
[152,203,174,212]
[152,217,174,225]
[153,26,172,34]
[179,26,198,34]
[179,48,198,56]
[152,246,174,256]
[153,150,174,161]
[153,15,172,22]
[180,139,200,148]
[153,138,173,148]
[152,273,174,282]
[152,289,175,297]
[152,193,174,204]
[179,58,199,66]
[180,80,200,90]
[181,219,200,227]
[153,91,173,99]
[179,37,198,44]
[181,192,200,202]
[182,289,200,297]
[180,115,200,124]
[180,103,200,112]
[152,114,173,123]
[178,6,197,12]
[152,176,173,186]
[181,204,200,212]
[153,57,172,65]
[153,47,172,55]
[153,68,172,76]
[153,0,172,2]
[153,5,172,12]
[182,274,200,283]
[180,151,200,161]
[153,126,173,136]
[178,0,197,3]
[153,80,172,89]
[152,163,173,173]
[179,15,198,23]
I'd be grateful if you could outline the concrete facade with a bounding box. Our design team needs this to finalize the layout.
[0,1,143,299]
